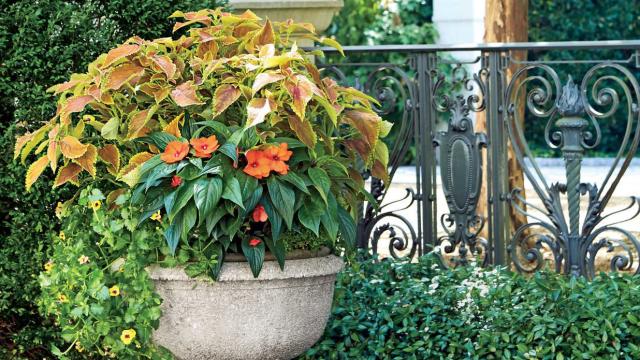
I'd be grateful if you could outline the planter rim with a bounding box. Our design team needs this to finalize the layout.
[147,254,343,282]
[224,246,331,262]
[231,0,343,9]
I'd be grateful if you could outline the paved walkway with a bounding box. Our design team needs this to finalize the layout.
[371,158,640,261]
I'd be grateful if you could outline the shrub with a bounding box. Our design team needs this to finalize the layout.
[0,1,226,357]
[327,0,435,47]
[304,255,640,359]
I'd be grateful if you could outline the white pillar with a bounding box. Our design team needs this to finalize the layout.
[432,0,486,127]
[433,0,486,47]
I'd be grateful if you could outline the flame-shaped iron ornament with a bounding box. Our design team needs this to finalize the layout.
[506,71,640,278]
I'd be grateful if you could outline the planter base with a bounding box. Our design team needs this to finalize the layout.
[148,255,343,360]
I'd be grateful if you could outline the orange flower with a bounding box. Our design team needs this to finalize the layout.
[264,143,293,175]
[171,175,182,188]
[161,141,189,163]
[243,150,271,179]
[190,135,219,158]
[252,205,268,222]
[249,238,262,247]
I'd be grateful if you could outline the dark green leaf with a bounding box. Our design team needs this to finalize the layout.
[218,142,238,162]
[280,172,310,194]
[265,237,286,270]
[169,180,195,221]
[337,205,356,251]
[145,163,177,190]
[209,243,225,280]
[221,176,244,209]
[261,198,282,241]
[321,192,339,241]
[138,132,179,150]
[193,177,223,226]
[164,222,180,255]
[298,199,324,236]
[179,203,197,241]
[308,167,330,205]
[267,177,295,229]
[241,237,265,278]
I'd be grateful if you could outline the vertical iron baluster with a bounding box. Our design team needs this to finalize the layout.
[486,51,510,266]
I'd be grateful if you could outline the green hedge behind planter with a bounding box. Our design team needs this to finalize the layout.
[0,1,226,357]
[304,255,640,359]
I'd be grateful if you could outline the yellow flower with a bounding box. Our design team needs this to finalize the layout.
[58,231,66,241]
[90,200,102,211]
[150,210,162,222]
[109,285,120,297]
[58,294,68,303]
[78,255,90,264]
[75,342,84,353]
[55,202,64,218]
[44,260,54,272]
[120,329,136,345]
[82,114,95,122]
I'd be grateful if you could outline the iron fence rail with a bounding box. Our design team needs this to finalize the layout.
[317,40,640,277]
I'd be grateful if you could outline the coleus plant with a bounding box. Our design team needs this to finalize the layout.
[16,8,392,277]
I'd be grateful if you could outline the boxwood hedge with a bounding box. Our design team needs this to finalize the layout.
[304,254,640,359]
[0,1,226,357]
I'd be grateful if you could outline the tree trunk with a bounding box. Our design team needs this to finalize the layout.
[476,0,528,244]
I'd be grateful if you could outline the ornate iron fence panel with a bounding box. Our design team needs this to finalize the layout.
[315,40,640,277]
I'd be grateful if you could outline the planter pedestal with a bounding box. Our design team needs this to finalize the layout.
[148,255,343,360]
[229,0,343,47]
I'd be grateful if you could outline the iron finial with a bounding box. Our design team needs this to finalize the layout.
[557,75,585,116]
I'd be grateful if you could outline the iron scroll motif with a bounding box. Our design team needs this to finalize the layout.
[318,62,421,259]
[434,95,489,267]
[505,65,640,277]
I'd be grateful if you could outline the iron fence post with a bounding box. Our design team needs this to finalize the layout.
[486,51,510,266]
[415,52,438,252]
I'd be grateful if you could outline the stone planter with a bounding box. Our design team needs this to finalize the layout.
[229,0,343,47]
[148,251,343,360]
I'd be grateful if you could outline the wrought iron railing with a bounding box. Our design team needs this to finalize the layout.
[314,40,640,277]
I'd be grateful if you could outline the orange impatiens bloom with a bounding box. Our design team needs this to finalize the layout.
[243,149,271,179]
[190,135,219,158]
[161,141,189,163]
[264,143,293,175]
[252,204,268,222]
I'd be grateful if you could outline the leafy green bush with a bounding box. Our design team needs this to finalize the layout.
[0,1,226,357]
[304,255,640,359]
[0,123,71,359]
[40,188,173,358]
[327,0,435,47]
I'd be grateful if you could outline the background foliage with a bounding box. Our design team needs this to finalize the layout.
[304,255,640,359]
[324,0,437,163]
[0,0,227,358]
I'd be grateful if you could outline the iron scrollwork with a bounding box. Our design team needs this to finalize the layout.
[318,62,421,259]
[432,61,490,267]
[505,64,640,277]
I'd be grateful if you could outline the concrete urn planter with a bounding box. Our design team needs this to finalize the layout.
[148,251,343,360]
